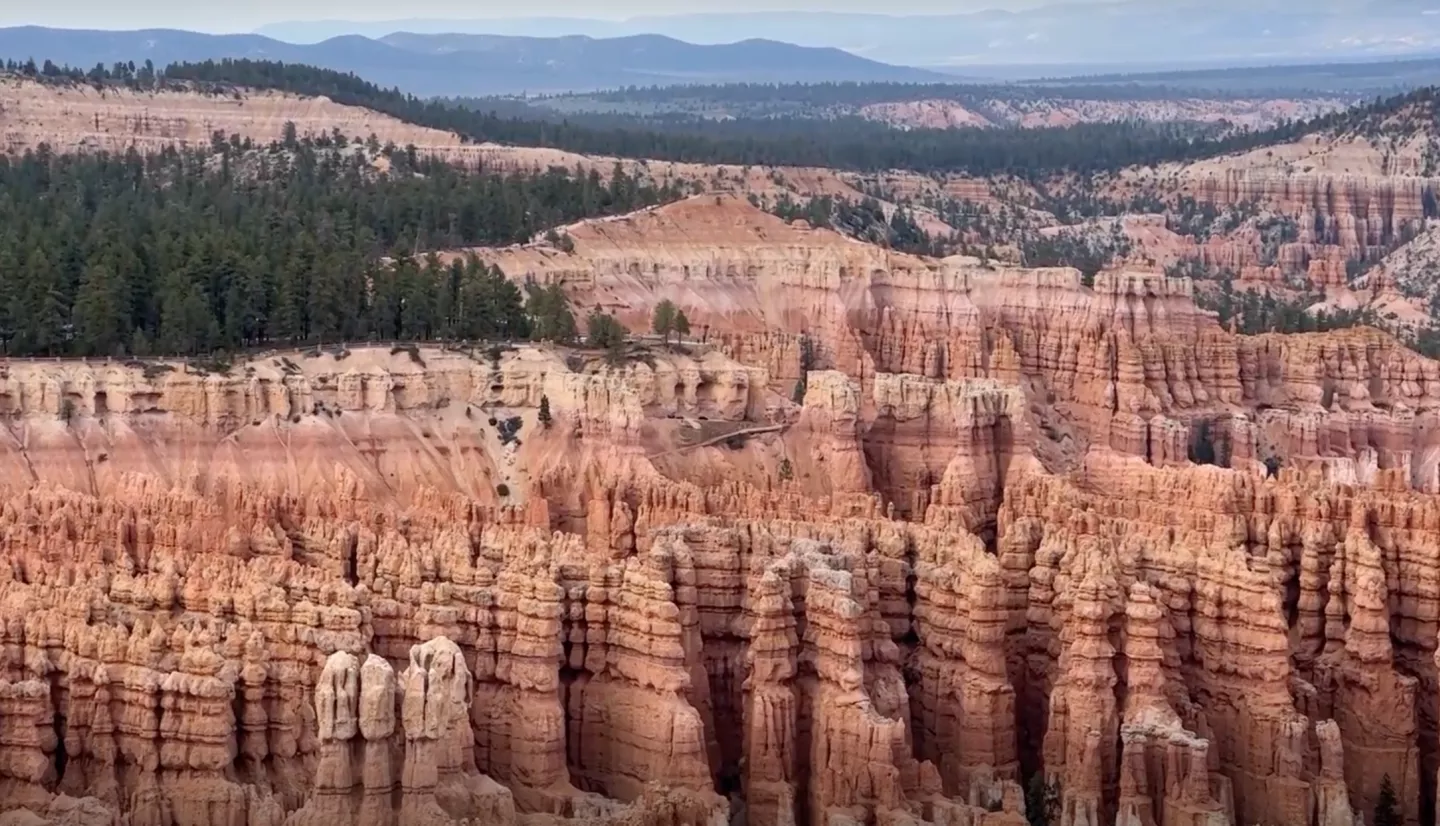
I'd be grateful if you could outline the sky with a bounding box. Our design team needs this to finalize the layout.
[0,0,1081,33]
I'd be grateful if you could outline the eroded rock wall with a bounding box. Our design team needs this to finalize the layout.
[2,198,1439,826]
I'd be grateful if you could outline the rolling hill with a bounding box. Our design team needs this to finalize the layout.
[256,1,1440,72]
[0,26,944,96]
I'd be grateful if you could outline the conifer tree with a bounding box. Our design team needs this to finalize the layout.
[652,299,677,343]
[1374,775,1401,826]
[527,283,577,344]
[72,262,129,356]
[587,310,627,352]
[17,248,67,355]
[1025,775,1061,826]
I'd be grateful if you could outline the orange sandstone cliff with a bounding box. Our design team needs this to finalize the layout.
[1,197,1437,826]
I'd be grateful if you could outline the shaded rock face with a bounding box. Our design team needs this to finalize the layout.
[3,199,1440,826]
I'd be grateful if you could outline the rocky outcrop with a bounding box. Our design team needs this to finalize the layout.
[1103,126,1440,308]
[1186,169,1438,226]
[861,97,1347,131]
[1000,451,1437,826]
[5,198,1440,826]
[1114,584,1233,826]
[0,78,463,156]
[476,200,1440,490]
[869,373,1030,530]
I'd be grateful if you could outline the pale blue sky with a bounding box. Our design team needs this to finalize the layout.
[3,0,1079,33]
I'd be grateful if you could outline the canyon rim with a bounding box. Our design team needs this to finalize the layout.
[1,69,1439,826]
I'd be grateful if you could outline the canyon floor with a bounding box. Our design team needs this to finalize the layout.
[2,79,1440,826]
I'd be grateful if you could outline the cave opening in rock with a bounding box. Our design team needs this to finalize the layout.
[695,378,717,420]
[900,557,928,784]
[1281,560,1303,650]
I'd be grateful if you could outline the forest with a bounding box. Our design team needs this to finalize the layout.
[528,78,1314,108]
[5,57,1423,178]
[1043,55,1440,96]
[0,134,678,357]
[146,59,1421,179]
[765,194,949,256]
[1,56,1434,361]
[1166,259,1383,338]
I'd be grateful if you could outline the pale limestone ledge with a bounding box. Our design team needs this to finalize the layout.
[0,344,769,426]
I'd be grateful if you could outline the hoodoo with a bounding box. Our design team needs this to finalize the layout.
[3,60,1440,826]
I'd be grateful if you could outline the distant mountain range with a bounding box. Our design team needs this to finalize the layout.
[256,1,1440,71]
[0,27,945,96]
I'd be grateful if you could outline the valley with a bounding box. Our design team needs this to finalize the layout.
[0,60,1437,826]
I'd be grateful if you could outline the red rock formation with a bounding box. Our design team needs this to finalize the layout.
[1185,170,1436,234]
[3,198,1440,826]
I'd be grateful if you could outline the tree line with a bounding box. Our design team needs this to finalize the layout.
[147,59,1427,180]
[2,57,163,86]
[6,57,1427,180]
[766,193,952,257]
[1167,259,1380,336]
[0,135,680,357]
[529,79,1305,107]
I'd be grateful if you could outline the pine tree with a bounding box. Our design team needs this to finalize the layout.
[489,268,530,340]
[17,248,67,355]
[587,310,628,359]
[400,254,442,339]
[158,279,218,356]
[587,310,627,350]
[0,242,19,353]
[1025,775,1062,826]
[652,299,677,343]
[1374,774,1401,826]
[526,283,576,344]
[130,328,152,357]
[538,394,553,428]
[0,124,682,359]
[673,309,691,340]
[72,262,129,356]
[793,333,814,404]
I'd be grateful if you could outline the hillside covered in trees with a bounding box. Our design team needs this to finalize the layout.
[5,57,1427,178]
[3,56,1437,362]
[151,59,1429,179]
[535,79,1348,112]
[0,134,678,357]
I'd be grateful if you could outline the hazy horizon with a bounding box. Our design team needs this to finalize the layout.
[3,0,1436,74]
[0,0,1094,34]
